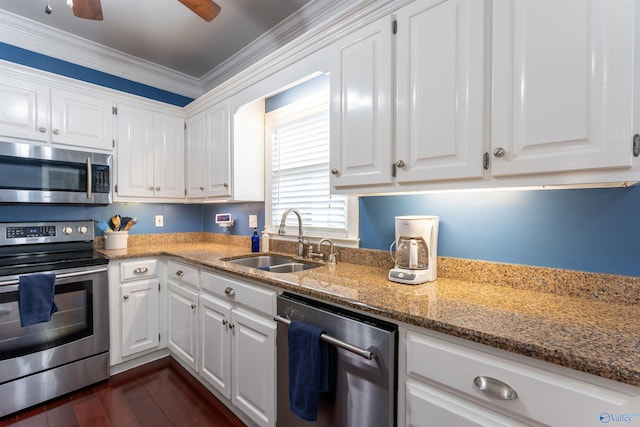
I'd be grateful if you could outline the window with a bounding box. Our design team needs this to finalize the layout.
[265,77,358,246]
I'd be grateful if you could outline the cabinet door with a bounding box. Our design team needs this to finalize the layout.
[206,101,231,198]
[168,282,198,370]
[115,104,155,198]
[330,15,394,188]
[199,294,232,399]
[154,113,185,199]
[491,0,634,177]
[231,309,276,427]
[120,279,159,358]
[395,0,485,183]
[406,381,528,427]
[185,111,207,198]
[0,76,49,142]
[50,88,113,151]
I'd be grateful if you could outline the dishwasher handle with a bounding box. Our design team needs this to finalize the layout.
[274,315,376,361]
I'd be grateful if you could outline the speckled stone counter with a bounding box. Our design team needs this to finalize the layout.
[98,233,640,388]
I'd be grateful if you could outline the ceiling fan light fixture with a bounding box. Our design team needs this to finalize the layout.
[178,0,221,22]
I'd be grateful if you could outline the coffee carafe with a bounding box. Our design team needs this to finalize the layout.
[389,216,439,284]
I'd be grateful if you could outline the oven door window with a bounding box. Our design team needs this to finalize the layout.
[0,156,87,193]
[0,280,93,360]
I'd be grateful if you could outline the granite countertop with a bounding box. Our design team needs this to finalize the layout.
[100,240,640,388]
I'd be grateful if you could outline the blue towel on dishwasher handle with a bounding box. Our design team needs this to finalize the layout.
[288,320,329,422]
[18,273,58,327]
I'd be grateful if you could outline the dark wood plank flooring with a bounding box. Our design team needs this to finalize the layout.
[0,357,246,427]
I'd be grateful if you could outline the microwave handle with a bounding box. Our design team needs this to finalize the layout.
[86,157,92,199]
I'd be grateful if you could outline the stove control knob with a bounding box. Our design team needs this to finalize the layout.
[62,226,73,235]
[78,226,88,234]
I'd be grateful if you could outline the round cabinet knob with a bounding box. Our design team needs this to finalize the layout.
[331,168,341,176]
[52,129,61,135]
[123,294,129,301]
[222,319,228,326]
[176,270,184,277]
[223,183,229,188]
[191,303,196,310]
[228,323,235,330]
[62,226,73,235]
[155,186,161,191]
[38,127,47,133]
[493,147,506,158]
[77,226,88,234]
[148,186,154,191]
[395,160,406,168]
[200,186,205,191]
[224,287,236,297]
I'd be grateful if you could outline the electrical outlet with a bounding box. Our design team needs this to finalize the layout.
[249,215,258,228]
[155,215,164,227]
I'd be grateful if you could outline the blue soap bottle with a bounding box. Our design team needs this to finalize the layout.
[251,229,260,252]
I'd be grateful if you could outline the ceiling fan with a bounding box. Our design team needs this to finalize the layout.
[67,0,221,22]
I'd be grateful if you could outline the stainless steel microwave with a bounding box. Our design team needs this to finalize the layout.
[0,140,111,205]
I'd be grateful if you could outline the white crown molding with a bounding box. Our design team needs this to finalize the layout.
[0,0,409,103]
[0,10,203,99]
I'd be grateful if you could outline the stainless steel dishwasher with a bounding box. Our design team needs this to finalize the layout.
[276,293,398,427]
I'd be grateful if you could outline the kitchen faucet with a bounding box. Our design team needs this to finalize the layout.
[278,208,308,257]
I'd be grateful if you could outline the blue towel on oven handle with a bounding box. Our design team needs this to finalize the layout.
[18,273,59,327]
[288,320,330,422]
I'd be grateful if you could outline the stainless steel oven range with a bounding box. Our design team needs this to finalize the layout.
[0,220,110,417]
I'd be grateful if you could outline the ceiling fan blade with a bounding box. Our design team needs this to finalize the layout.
[178,0,221,22]
[72,0,103,20]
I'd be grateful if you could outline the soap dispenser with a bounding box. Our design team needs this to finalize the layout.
[251,229,260,252]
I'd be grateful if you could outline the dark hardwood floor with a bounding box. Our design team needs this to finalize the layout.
[0,357,246,427]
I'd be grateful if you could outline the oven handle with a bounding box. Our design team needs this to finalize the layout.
[0,267,108,288]
[274,315,376,360]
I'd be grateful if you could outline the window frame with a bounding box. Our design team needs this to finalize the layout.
[264,92,359,248]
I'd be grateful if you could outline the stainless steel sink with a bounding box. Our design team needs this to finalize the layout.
[222,255,322,273]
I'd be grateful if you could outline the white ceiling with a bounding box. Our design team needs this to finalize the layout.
[0,0,352,97]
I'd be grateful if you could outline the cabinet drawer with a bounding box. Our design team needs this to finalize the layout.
[201,271,276,316]
[120,259,158,282]
[406,330,639,426]
[167,259,199,289]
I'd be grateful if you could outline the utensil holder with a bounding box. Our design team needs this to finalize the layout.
[104,231,129,250]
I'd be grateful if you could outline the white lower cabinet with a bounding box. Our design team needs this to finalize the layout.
[401,327,640,427]
[168,281,199,371]
[108,258,162,366]
[200,270,277,427]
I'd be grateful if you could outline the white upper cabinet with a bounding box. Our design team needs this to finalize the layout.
[491,0,635,177]
[0,71,114,151]
[0,75,50,142]
[330,15,394,188]
[116,104,185,201]
[50,88,114,151]
[395,0,485,184]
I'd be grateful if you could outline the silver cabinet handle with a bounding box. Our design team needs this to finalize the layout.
[123,294,129,301]
[493,147,506,158]
[39,127,47,133]
[52,129,61,135]
[331,168,341,176]
[134,267,148,274]
[224,286,236,297]
[176,270,184,277]
[473,376,518,400]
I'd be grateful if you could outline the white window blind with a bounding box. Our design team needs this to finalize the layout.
[268,100,349,237]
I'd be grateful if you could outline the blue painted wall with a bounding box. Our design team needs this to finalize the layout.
[359,186,640,276]
[0,203,202,236]
[0,43,193,107]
